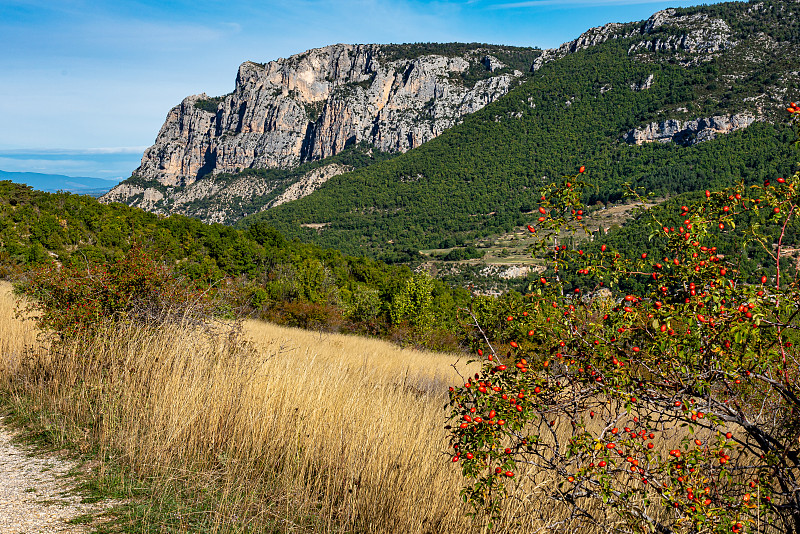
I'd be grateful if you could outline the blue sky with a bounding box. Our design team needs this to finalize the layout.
[1,0,731,182]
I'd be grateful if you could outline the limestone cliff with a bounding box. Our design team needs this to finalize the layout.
[623,113,758,146]
[120,45,529,189]
[130,6,739,191]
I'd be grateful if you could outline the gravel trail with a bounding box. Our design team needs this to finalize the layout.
[0,424,107,534]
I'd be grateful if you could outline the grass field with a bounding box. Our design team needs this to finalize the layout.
[0,282,481,532]
[0,281,700,533]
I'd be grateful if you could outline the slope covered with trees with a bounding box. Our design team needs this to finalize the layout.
[239,0,800,258]
[0,181,471,346]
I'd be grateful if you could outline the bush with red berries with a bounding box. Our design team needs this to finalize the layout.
[448,107,800,533]
[16,245,216,339]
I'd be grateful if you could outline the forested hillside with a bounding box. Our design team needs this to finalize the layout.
[239,0,800,257]
[0,181,472,346]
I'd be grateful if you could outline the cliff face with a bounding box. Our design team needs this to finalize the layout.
[127,45,526,188]
[103,2,797,224]
[624,113,758,146]
[130,6,739,191]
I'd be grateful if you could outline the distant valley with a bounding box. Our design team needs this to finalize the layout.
[0,170,119,197]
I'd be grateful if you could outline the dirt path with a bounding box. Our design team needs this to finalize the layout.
[0,424,107,534]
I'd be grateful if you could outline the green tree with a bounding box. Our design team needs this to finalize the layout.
[390,272,435,332]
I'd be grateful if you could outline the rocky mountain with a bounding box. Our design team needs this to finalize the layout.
[236,0,800,257]
[105,0,800,250]
[102,43,538,216]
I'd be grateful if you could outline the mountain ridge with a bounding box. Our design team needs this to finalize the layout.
[103,0,800,258]
[109,43,538,187]
[236,0,800,256]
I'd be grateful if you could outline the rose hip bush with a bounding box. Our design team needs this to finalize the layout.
[16,245,216,338]
[448,106,800,533]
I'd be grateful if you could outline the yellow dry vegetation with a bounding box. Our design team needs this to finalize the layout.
[0,282,479,532]
[0,281,689,533]
[0,283,38,378]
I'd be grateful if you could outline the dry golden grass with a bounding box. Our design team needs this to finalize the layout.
[241,319,471,395]
[0,282,482,532]
[0,283,39,379]
[0,282,698,533]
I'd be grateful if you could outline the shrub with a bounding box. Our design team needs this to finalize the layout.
[193,95,226,113]
[277,300,344,331]
[443,246,484,261]
[15,245,215,339]
[447,107,800,533]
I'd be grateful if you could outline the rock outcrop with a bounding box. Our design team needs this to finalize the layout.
[628,11,733,55]
[101,182,165,212]
[266,163,350,210]
[623,113,757,146]
[117,45,525,190]
[532,8,733,71]
[111,162,354,225]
